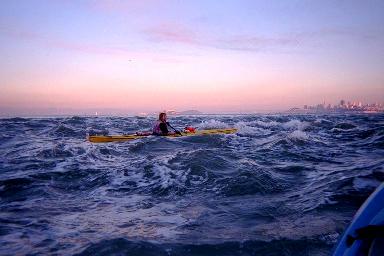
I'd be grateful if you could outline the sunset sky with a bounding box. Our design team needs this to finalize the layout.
[1,0,383,115]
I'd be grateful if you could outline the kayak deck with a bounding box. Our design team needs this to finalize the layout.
[88,128,237,143]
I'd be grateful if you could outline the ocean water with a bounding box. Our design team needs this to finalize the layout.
[1,114,383,255]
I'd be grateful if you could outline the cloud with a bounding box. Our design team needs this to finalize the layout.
[213,35,299,52]
[292,28,382,41]
[88,0,163,14]
[2,21,380,58]
[142,23,382,52]
[0,24,194,64]
[45,39,134,57]
[143,23,299,52]
[0,25,145,60]
[143,23,199,45]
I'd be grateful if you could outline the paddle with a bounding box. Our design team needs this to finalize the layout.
[166,122,182,136]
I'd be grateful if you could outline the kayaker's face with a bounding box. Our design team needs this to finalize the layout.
[160,114,167,122]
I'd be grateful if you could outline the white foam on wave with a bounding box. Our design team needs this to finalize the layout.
[197,119,229,129]
[283,119,310,131]
[237,119,310,131]
[330,127,347,133]
[250,120,279,128]
[113,151,193,191]
[314,118,331,124]
[153,164,190,189]
[288,130,309,141]
[234,122,265,135]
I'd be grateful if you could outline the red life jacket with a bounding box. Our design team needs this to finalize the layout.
[185,127,196,133]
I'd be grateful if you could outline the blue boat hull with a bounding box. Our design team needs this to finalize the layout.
[333,183,384,256]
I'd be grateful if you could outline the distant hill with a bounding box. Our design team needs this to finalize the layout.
[179,110,203,115]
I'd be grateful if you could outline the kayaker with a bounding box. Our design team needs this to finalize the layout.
[152,112,181,135]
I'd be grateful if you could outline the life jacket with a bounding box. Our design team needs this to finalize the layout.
[152,121,163,135]
[185,126,196,133]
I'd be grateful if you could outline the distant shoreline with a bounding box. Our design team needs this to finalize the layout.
[1,111,383,119]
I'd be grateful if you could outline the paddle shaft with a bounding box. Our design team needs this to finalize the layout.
[166,122,182,135]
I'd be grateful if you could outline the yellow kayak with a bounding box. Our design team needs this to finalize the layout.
[88,128,237,143]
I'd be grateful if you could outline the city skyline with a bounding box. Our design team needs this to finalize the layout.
[1,0,384,115]
[297,99,384,113]
[1,98,383,117]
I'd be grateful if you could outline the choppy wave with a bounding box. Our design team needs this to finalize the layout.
[0,114,383,255]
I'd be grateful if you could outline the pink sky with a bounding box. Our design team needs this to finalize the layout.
[1,0,383,115]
